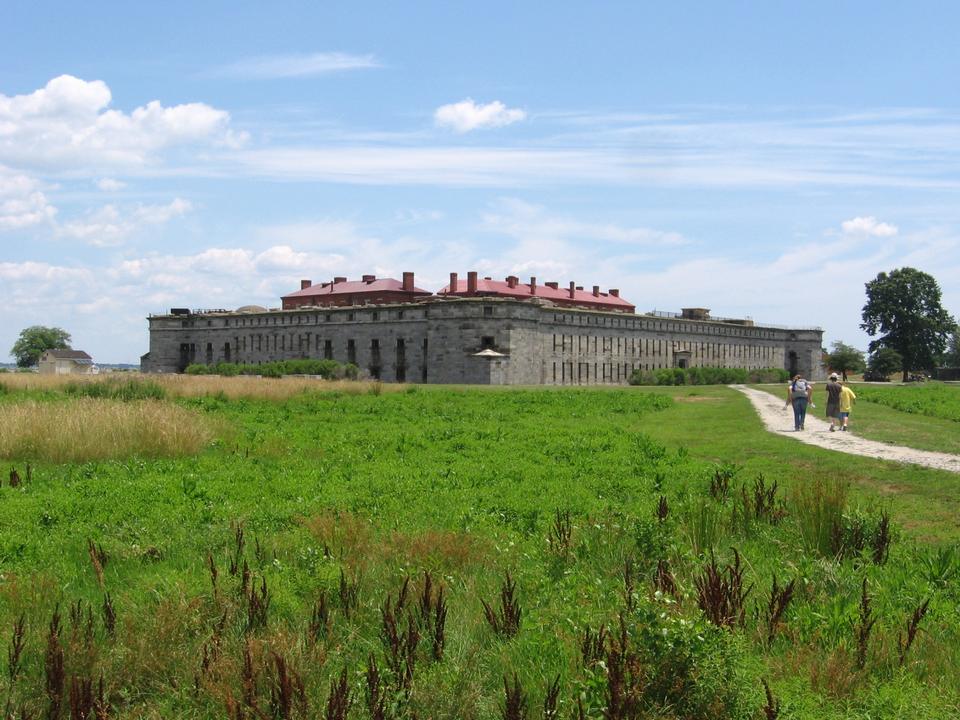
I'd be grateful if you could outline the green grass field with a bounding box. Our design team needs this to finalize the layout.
[0,377,958,718]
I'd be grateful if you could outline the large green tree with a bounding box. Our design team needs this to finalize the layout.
[10,326,72,367]
[860,267,956,382]
[826,341,866,381]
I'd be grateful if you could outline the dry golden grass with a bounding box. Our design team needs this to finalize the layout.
[0,398,214,462]
[0,372,401,400]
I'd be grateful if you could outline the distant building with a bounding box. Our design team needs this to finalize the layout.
[38,350,97,375]
[142,271,824,384]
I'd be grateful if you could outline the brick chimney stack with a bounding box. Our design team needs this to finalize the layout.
[467,271,478,294]
[334,276,347,284]
[300,279,312,290]
[506,275,518,288]
[546,281,559,289]
[362,274,376,283]
[609,289,620,297]
[402,272,414,292]
[569,281,576,298]
[448,272,458,294]
[592,285,600,297]
[529,276,537,294]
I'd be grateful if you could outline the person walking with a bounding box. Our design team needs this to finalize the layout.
[825,372,842,431]
[785,373,812,430]
[839,381,857,431]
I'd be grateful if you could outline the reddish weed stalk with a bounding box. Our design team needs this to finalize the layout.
[897,598,931,666]
[695,549,752,628]
[482,572,522,639]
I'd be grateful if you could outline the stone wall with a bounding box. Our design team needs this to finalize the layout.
[143,297,824,383]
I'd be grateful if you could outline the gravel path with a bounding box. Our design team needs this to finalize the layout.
[733,385,960,474]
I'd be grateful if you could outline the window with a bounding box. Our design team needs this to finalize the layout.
[481,336,495,350]
[372,312,379,321]
[347,340,356,365]
[483,306,493,317]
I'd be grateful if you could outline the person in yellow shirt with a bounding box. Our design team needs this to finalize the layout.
[839,382,857,431]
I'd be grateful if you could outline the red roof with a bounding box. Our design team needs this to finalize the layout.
[438,278,635,312]
[283,277,431,300]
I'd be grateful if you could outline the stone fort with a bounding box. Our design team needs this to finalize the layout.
[142,271,824,384]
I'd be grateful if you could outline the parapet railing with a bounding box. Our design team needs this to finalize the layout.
[646,310,821,331]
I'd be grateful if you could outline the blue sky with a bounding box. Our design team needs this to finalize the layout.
[2,1,958,363]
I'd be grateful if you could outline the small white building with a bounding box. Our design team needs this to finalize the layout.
[38,350,97,375]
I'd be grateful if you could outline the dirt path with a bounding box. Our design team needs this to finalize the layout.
[733,385,960,474]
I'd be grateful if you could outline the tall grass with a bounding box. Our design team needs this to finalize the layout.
[0,373,401,401]
[793,478,848,557]
[0,398,214,462]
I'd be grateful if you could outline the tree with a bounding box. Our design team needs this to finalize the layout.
[826,341,866,381]
[10,326,72,367]
[864,347,902,381]
[860,267,957,382]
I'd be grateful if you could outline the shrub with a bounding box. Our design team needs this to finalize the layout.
[64,377,166,401]
[630,366,786,386]
[184,358,356,380]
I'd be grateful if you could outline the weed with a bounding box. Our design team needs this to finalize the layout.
[87,540,108,588]
[654,558,677,597]
[45,606,65,720]
[337,569,361,620]
[365,654,386,720]
[502,673,528,720]
[580,624,607,668]
[710,464,736,502]
[69,674,94,720]
[268,651,306,719]
[8,468,20,488]
[7,614,25,683]
[418,571,447,661]
[543,676,560,720]
[605,614,643,719]
[897,598,931,666]
[656,495,668,522]
[623,557,636,613]
[308,592,332,644]
[547,509,573,559]
[764,575,795,644]
[381,578,419,695]
[872,510,892,565]
[855,578,877,671]
[207,552,218,599]
[761,678,779,720]
[695,549,753,629]
[245,576,271,633]
[324,668,351,720]
[103,593,117,637]
[753,474,784,524]
[482,572,522,639]
[229,522,245,576]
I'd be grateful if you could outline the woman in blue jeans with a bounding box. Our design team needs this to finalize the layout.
[785,374,812,430]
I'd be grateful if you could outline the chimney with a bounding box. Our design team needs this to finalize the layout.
[592,285,600,297]
[569,281,576,298]
[300,279,312,290]
[609,289,620,297]
[546,281,559,289]
[576,285,583,291]
[334,276,347,284]
[449,272,458,294]
[402,271,414,292]
[506,275,518,288]
[467,271,478,294]
[362,274,376,283]
[529,276,537,294]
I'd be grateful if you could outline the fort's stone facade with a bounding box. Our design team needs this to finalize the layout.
[142,296,824,384]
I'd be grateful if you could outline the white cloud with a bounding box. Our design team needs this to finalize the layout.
[210,52,381,79]
[96,178,126,191]
[0,75,246,171]
[434,99,526,133]
[483,198,686,247]
[59,198,192,246]
[841,216,899,237]
[0,167,57,229]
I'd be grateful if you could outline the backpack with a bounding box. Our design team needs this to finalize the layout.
[791,379,808,399]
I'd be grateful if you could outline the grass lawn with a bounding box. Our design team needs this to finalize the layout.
[0,377,958,719]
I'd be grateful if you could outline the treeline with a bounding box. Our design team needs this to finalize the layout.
[185,359,360,379]
[629,366,789,386]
